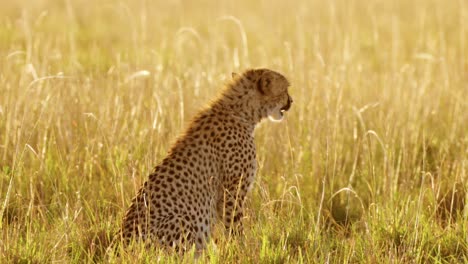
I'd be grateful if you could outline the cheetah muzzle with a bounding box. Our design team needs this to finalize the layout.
[280,96,293,116]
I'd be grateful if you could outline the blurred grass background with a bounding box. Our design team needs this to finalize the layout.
[0,0,467,262]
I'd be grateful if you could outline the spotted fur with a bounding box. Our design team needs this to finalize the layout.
[115,68,292,252]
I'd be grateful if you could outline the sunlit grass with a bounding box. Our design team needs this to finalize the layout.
[1,0,467,262]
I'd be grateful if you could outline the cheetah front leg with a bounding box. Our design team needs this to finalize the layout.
[217,175,251,236]
[219,193,244,236]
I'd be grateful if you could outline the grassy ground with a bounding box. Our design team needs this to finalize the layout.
[0,0,467,262]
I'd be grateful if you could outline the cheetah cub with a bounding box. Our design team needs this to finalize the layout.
[116,68,292,252]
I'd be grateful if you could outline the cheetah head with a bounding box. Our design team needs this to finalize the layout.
[235,69,293,122]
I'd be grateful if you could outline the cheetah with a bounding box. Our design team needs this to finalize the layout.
[115,68,293,252]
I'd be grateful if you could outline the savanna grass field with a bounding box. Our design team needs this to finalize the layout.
[0,0,467,263]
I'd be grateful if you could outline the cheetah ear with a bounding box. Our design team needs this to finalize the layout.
[256,71,273,96]
[232,72,239,79]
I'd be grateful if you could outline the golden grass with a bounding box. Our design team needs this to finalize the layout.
[0,0,467,262]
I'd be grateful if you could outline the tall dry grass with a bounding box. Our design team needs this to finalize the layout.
[0,0,467,262]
